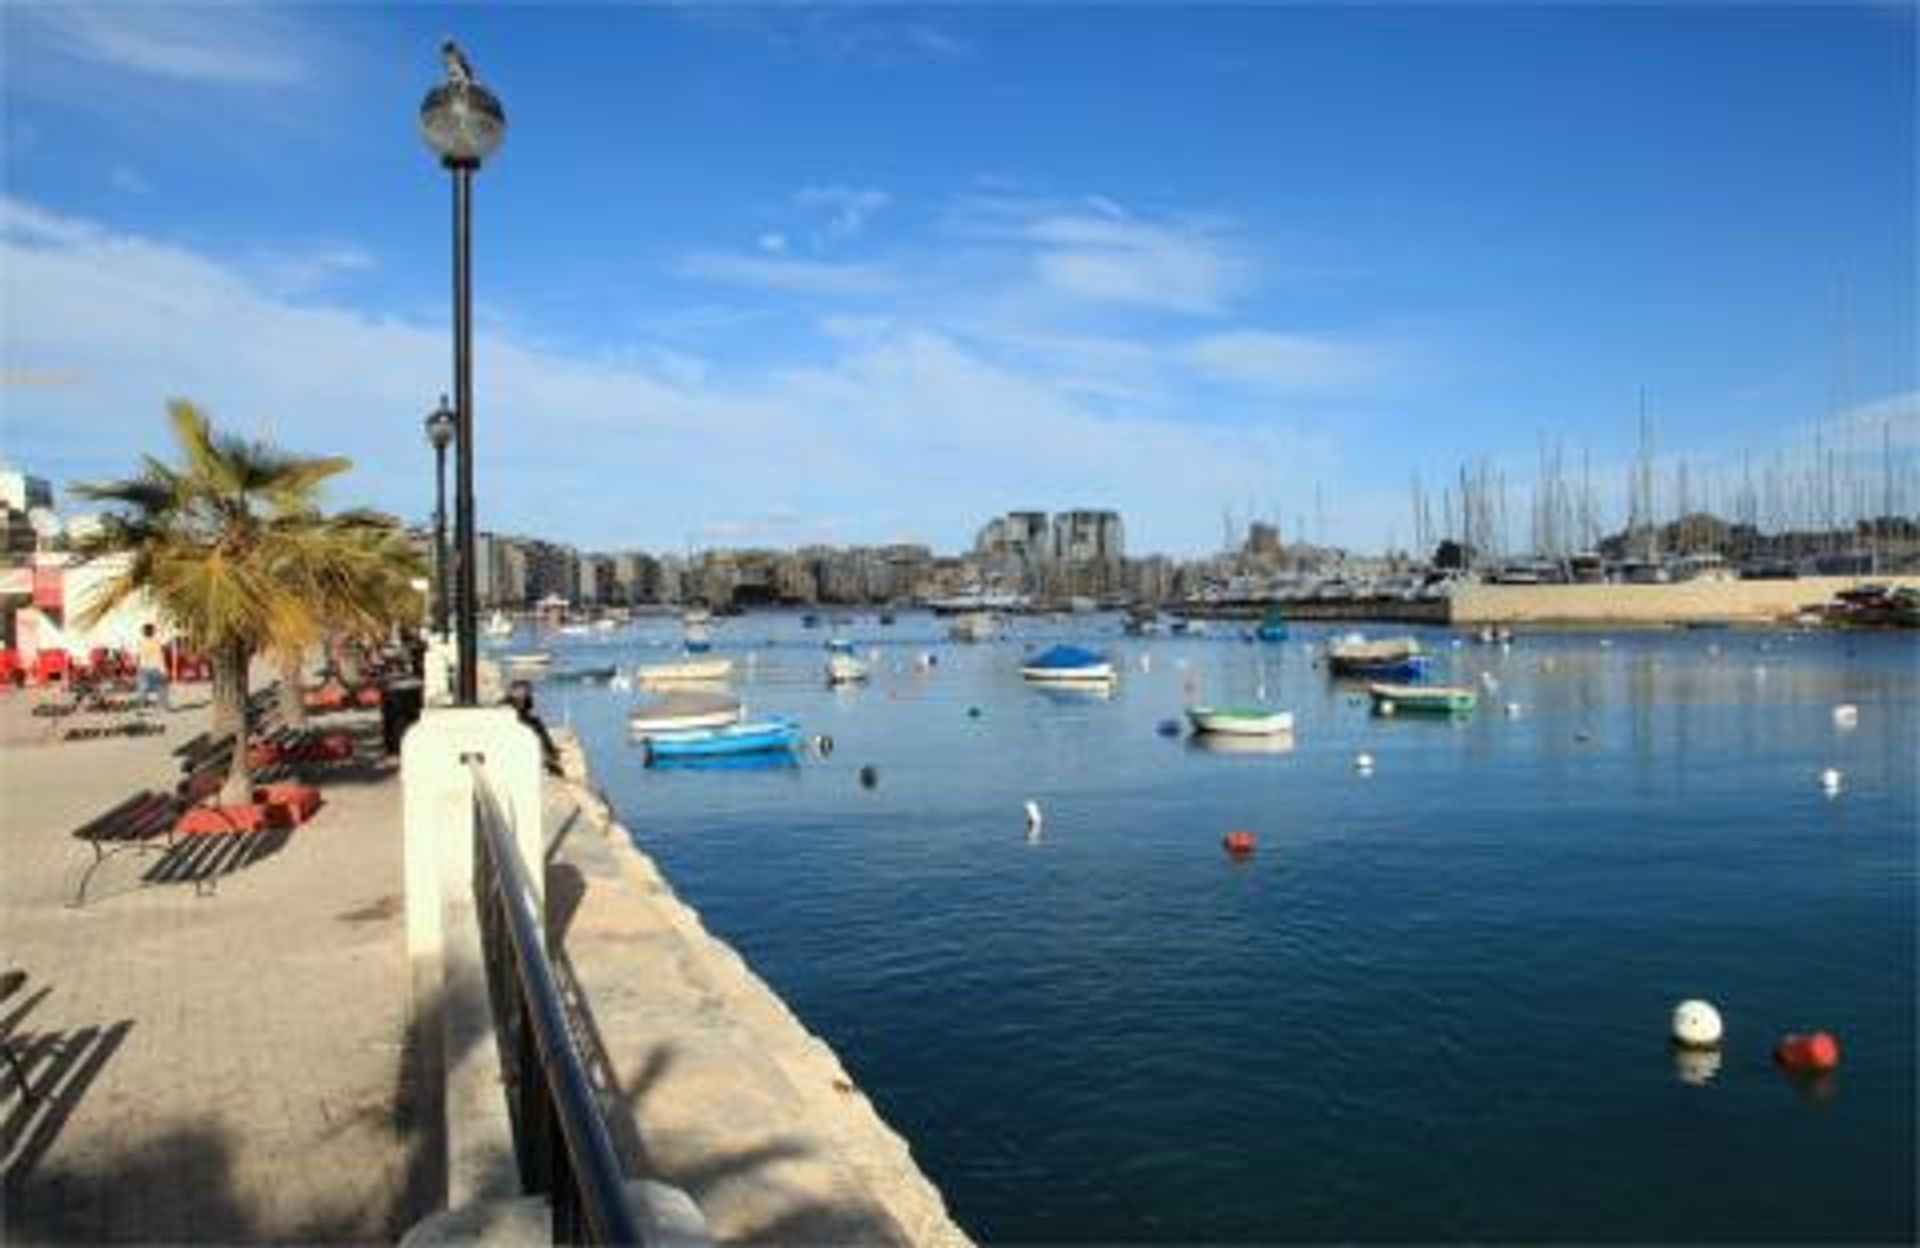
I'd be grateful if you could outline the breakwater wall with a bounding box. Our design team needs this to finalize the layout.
[545,736,971,1246]
[1186,600,1449,624]
[1451,575,1920,626]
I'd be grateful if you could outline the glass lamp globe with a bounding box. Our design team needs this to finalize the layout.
[419,80,506,168]
[425,397,456,450]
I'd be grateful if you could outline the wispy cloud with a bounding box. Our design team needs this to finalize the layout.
[1182,330,1384,392]
[947,193,1244,316]
[15,4,308,87]
[670,6,970,66]
[795,185,891,245]
[675,250,896,296]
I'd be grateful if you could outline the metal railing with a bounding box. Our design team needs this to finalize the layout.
[470,763,642,1244]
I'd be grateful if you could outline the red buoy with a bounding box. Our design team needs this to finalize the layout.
[1223,830,1256,857]
[1774,1030,1841,1073]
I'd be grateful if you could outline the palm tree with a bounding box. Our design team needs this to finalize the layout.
[74,399,420,804]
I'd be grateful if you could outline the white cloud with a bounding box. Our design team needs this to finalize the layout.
[3,196,1349,553]
[15,4,307,87]
[757,231,789,254]
[795,185,892,244]
[675,250,896,296]
[1027,211,1239,315]
[1183,330,1383,392]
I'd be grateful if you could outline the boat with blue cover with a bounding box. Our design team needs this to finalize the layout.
[1326,634,1430,680]
[644,715,801,761]
[1021,644,1116,685]
[1255,605,1289,642]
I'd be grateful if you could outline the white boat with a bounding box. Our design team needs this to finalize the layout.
[1021,644,1116,684]
[628,690,744,736]
[501,650,553,669]
[948,611,997,642]
[1185,705,1295,736]
[826,652,870,684]
[636,657,733,686]
[484,610,514,638]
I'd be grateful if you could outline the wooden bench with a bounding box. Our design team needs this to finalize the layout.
[68,708,308,905]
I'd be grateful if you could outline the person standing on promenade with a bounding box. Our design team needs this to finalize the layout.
[504,679,563,776]
[135,621,170,711]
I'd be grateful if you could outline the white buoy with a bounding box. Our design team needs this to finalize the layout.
[1478,671,1498,690]
[1833,704,1858,728]
[1671,999,1724,1048]
[1504,701,1521,717]
[1820,767,1842,795]
[1599,638,1613,648]
[1378,700,1396,716]
[1354,752,1374,773]
[1024,799,1043,841]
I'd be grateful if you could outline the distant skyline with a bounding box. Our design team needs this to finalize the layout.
[3,3,1915,555]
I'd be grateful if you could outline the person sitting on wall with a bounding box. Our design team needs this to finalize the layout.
[504,679,563,776]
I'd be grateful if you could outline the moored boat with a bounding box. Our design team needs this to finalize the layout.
[825,639,870,684]
[1021,644,1116,685]
[484,610,514,638]
[948,611,996,642]
[636,657,733,686]
[1369,682,1476,714]
[644,715,801,761]
[628,690,744,736]
[1186,705,1295,736]
[1327,634,1430,679]
[1255,605,1289,642]
[501,650,553,670]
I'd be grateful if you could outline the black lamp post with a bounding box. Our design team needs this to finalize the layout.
[424,396,456,640]
[419,40,505,706]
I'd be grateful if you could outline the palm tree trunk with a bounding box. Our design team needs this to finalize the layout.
[216,638,254,807]
[277,647,308,729]
[211,638,244,740]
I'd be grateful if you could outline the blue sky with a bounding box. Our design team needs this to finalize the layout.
[3,2,1914,555]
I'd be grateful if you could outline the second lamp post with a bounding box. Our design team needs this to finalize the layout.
[424,396,455,640]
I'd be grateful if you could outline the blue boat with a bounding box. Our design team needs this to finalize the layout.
[644,716,801,761]
[1021,644,1116,685]
[1256,605,1289,642]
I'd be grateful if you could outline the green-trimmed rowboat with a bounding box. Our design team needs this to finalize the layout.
[1368,682,1476,714]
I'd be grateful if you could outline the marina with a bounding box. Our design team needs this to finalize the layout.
[531,610,1916,1243]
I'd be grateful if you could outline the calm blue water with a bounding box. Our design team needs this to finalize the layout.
[525,615,1916,1243]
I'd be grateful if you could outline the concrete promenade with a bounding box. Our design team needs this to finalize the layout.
[3,680,967,1244]
[0,690,429,1242]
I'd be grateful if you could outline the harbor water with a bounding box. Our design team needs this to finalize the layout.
[525,615,1916,1242]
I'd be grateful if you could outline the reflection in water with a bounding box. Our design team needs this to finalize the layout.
[1187,731,1297,756]
[643,752,801,773]
[1672,1045,1723,1086]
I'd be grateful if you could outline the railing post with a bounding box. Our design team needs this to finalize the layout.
[401,706,545,1213]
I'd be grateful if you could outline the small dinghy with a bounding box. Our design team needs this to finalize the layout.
[636,657,733,686]
[644,715,801,761]
[1369,682,1476,714]
[1021,644,1115,685]
[501,650,553,671]
[628,690,744,737]
[545,664,618,684]
[1255,605,1289,643]
[825,639,870,684]
[1185,705,1295,736]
